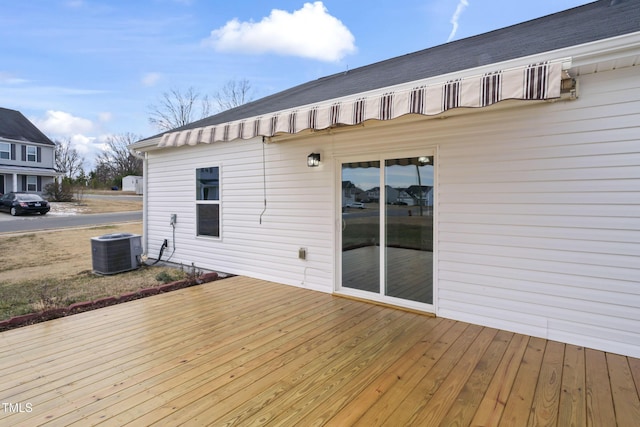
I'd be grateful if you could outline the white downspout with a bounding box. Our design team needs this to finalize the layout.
[142,152,148,255]
[130,149,149,255]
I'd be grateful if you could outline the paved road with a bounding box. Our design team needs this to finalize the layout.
[0,211,142,233]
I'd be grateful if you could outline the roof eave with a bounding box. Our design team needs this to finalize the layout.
[129,136,163,153]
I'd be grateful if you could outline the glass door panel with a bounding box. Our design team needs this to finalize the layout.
[341,161,380,293]
[384,157,434,304]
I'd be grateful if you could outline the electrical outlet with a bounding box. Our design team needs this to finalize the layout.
[298,248,307,260]
[170,214,177,225]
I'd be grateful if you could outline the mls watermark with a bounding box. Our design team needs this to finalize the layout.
[2,402,33,413]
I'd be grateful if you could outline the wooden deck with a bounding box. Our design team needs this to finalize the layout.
[1,276,639,426]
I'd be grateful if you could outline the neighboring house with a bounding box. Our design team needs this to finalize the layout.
[406,185,434,207]
[131,1,640,358]
[122,175,143,193]
[384,186,401,205]
[0,107,58,195]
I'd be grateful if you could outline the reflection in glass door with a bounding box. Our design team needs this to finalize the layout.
[341,161,380,293]
[385,157,434,304]
[340,155,434,306]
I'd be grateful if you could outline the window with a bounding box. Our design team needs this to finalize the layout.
[27,176,37,192]
[196,167,220,237]
[27,146,37,162]
[0,143,9,160]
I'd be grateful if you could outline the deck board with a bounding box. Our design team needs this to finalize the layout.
[0,276,638,426]
[585,348,616,427]
[464,331,525,426]
[528,340,564,426]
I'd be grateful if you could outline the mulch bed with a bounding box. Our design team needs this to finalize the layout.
[0,272,221,332]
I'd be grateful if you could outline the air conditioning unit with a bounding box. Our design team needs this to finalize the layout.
[91,233,143,275]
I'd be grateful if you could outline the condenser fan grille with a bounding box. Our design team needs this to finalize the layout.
[91,233,143,275]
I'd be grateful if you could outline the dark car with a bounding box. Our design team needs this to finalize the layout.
[0,192,50,216]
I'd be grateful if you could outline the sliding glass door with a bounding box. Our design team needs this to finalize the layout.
[341,160,380,293]
[384,156,434,304]
[340,154,434,307]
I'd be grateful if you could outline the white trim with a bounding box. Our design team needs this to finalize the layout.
[194,165,222,240]
[335,148,437,313]
[26,145,37,162]
[26,175,37,191]
[0,142,9,159]
[129,136,162,153]
[0,165,59,176]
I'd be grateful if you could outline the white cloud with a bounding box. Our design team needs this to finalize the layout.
[67,134,112,171]
[205,1,356,62]
[33,110,95,136]
[0,72,28,85]
[141,72,162,87]
[69,134,95,156]
[447,0,469,42]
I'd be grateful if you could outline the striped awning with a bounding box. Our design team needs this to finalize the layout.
[159,59,568,148]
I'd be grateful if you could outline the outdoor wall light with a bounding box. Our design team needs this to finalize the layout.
[307,153,321,167]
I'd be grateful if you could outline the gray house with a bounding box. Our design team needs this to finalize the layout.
[0,107,58,195]
[132,1,640,358]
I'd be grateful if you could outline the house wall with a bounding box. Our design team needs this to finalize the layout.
[0,140,57,194]
[0,140,55,169]
[0,174,55,194]
[434,66,639,358]
[146,136,336,293]
[146,65,639,357]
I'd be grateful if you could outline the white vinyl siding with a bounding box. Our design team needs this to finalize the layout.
[145,138,335,293]
[144,65,639,357]
[434,66,640,358]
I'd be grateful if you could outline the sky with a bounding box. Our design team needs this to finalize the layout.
[0,0,592,170]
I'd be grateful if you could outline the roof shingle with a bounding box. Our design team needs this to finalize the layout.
[153,0,640,138]
[0,107,55,145]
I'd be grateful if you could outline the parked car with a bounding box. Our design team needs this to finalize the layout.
[0,192,50,216]
[346,202,365,209]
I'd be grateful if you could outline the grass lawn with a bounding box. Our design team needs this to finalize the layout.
[0,223,192,322]
[342,213,433,251]
[50,193,143,214]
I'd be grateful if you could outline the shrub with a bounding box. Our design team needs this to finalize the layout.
[43,182,74,202]
[155,269,188,284]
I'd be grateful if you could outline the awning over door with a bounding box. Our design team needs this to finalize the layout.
[159,59,569,148]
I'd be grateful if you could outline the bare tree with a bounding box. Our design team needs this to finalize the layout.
[148,86,213,132]
[147,80,254,132]
[213,79,254,112]
[55,138,84,179]
[94,133,143,185]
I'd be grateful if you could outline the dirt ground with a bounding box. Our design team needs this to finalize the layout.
[0,193,198,320]
[1,223,143,283]
[49,195,142,214]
